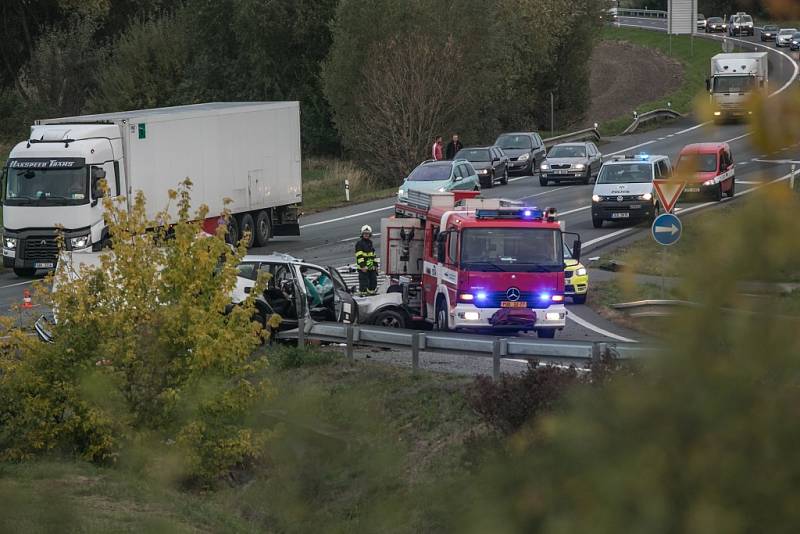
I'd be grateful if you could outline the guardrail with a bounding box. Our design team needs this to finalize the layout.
[276,321,653,379]
[612,299,697,318]
[543,127,601,148]
[615,8,667,19]
[622,108,684,135]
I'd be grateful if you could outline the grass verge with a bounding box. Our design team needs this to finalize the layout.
[598,26,720,136]
[587,278,683,334]
[302,157,396,213]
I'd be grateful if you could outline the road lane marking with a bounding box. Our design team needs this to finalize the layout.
[568,309,638,343]
[300,205,394,229]
[559,206,591,216]
[339,232,382,243]
[0,279,34,290]
[724,133,751,143]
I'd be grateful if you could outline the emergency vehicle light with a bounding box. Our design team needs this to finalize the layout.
[475,207,550,220]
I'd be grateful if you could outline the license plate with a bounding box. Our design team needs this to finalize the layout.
[611,212,630,219]
[501,301,527,308]
[34,262,54,269]
[554,170,569,175]
[685,187,700,193]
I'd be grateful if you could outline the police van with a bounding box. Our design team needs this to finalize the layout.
[590,154,671,228]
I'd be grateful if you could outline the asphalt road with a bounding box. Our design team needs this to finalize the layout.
[2,18,799,346]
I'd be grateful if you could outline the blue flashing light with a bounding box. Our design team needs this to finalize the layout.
[523,209,533,217]
[637,153,650,160]
[538,292,551,301]
[476,291,488,301]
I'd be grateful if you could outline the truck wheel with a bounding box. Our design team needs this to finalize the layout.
[537,329,555,339]
[726,178,735,198]
[372,309,407,329]
[225,215,240,246]
[238,213,255,248]
[13,268,36,277]
[435,299,449,332]
[572,294,587,305]
[254,210,271,246]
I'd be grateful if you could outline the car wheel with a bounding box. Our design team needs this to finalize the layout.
[254,210,271,246]
[238,213,255,248]
[435,298,449,332]
[582,168,591,185]
[539,176,548,187]
[501,168,509,185]
[714,182,723,201]
[572,294,587,305]
[486,172,495,188]
[373,309,407,329]
[537,329,556,339]
[592,217,603,229]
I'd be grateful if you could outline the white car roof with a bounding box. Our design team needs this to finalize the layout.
[241,253,302,264]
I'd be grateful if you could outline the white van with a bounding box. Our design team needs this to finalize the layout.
[590,154,671,228]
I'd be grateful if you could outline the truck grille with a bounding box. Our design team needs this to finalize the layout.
[474,290,538,308]
[22,237,59,262]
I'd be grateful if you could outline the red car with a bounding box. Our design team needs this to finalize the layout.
[675,143,735,201]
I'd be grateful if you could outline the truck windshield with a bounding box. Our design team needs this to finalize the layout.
[4,166,89,206]
[676,153,718,173]
[713,75,755,93]
[460,228,562,272]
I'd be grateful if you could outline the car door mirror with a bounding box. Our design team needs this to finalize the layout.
[437,231,448,263]
[454,174,463,181]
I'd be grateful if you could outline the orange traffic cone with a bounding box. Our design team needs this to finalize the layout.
[21,289,33,309]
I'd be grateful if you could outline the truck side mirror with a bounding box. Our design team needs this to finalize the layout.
[572,240,582,262]
[437,232,448,263]
[91,167,107,200]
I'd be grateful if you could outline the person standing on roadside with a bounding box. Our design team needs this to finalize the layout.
[432,136,444,161]
[355,224,378,295]
[445,134,463,160]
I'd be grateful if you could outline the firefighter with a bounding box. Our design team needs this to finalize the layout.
[355,224,378,295]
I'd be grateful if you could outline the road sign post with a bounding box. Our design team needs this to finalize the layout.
[652,212,683,298]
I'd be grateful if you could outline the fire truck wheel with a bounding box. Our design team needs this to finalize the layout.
[13,268,36,277]
[726,178,735,198]
[372,309,407,329]
[435,299,450,331]
[537,329,556,339]
[572,294,587,305]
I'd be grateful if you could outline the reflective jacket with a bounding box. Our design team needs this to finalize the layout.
[355,238,377,270]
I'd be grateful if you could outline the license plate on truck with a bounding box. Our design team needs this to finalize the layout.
[34,262,54,269]
[501,301,527,308]
[611,212,629,219]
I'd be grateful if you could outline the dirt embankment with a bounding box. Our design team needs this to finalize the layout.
[586,40,683,125]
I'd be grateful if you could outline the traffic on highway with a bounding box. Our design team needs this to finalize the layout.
[2,13,799,348]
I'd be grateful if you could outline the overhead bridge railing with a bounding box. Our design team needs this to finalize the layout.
[615,8,667,19]
[276,321,655,379]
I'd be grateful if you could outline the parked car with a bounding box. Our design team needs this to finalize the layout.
[397,159,480,201]
[494,132,546,176]
[791,31,800,51]
[761,24,779,41]
[454,146,508,188]
[563,242,588,304]
[697,14,707,30]
[705,17,726,33]
[776,28,797,47]
[728,12,754,36]
[539,142,603,186]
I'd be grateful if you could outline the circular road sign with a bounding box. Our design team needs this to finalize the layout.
[651,213,682,246]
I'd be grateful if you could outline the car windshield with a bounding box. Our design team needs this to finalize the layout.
[461,228,562,272]
[740,16,752,23]
[4,165,89,206]
[495,135,532,149]
[712,75,755,93]
[698,14,705,20]
[597,163,653,184]
[677,153,718,173]
[548,145,586,158]
[764,25,778,31]
[456,149,490,162]
[708,18,722,23]
[780,29,797,35]
[793,32,800,39]
[407,164,451,182]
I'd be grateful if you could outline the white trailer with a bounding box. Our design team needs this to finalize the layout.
[707,52,768,121]
[2,102,302,276]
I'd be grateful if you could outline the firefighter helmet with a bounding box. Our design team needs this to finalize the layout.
[361,225,372,234]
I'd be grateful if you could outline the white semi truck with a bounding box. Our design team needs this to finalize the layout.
[2,102,302,277]
[706,52,768,122]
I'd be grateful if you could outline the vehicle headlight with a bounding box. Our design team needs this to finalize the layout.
[574,163,586,170]
[576,267,587,277]
[69,234,91,250]
[3,237,17,250]
[540,163,549,170]
[639,193,652,201]
[437,187,447,192]
[398,188,405,196]
[518,153,530,162]
[478,169,489,174]
[703,179,715,186]
[592,194,601,202]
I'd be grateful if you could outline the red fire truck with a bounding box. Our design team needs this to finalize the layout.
[379,190,581,338]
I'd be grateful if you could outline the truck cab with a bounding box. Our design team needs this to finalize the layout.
[675,143,735,201]
[2,124,123,276]
[706,52,768,122]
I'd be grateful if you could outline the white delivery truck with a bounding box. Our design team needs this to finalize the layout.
[706,52,768,122]
[2,102,302,276]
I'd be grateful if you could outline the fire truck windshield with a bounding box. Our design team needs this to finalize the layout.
[460,228,562,272]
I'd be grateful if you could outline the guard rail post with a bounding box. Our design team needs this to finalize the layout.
[492,339,501,380]
[411,332,421,374]
[592,342,608,362]
[297,317,305,349]
[346,324,354,362]
[791,163,796,192]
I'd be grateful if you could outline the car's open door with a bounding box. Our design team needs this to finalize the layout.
[327,266,358,324]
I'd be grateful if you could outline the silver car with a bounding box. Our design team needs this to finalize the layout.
[776,28,797,47]
[539,142,603,186]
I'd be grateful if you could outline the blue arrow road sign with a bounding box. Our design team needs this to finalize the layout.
[651,213,682,246]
